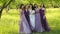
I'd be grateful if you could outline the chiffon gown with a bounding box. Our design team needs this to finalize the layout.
[20,10,31,34]
[24,10,32,31]
[35,9,44,32]
[39,8,50,32]
[29,9,35,31]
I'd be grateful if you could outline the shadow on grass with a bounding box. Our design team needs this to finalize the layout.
[32,29,60,34]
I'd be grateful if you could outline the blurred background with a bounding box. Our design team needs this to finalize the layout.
[0,0,60,34]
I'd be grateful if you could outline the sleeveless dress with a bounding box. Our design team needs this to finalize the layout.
[24,10,32,31]
[35,9,44,32]
[39,8,50,32]
[29,9,35,30]
[20,10,31,34]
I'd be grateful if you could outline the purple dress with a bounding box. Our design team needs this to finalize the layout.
[39,8,50,31]
[24,10,32,31]
[20,10,31,34]
[35,9,44,32]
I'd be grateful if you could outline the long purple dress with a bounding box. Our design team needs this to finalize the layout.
[39,8,50,31]
[20,10,31,34]
[24,10,32,31]
[35,9,44,32]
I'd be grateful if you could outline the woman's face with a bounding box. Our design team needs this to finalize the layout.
[41,4,44,7]
[21,5,24,9]
[34,4,38,8]
[26,5,29,9]
[29,5,32,9]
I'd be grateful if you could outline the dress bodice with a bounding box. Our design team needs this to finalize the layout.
[20,10,24,15]
[39,8,44,14]
[29,9,35,15]
[39,8,45,15]
[35,9,40,14]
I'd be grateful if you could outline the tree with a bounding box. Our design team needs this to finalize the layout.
[0,0,13,18]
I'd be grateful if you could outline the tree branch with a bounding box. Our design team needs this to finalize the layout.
[0,0,13,18]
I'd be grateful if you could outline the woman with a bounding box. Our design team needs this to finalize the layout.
[34,4,44,32]
[20,4,31,34]
[39,4,50,32]
[24,4,32,32]
[28,4,35,31]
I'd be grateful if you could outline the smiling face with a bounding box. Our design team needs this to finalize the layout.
[40,4,45,8]
[35,5,37,7]
[21,5,24,9]
[25,5,29,9]
[29,5,32,9]
[28,5,32,10]
[24,5,29,11]
[20,4,25,10]
[41,4,43,7]
[34,4,38,10]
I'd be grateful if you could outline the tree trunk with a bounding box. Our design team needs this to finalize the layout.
[0,0,13,18]
[0,2,6,18]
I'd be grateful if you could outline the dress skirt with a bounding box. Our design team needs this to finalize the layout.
[20,11,31,34]
[35,9,44,32]
[39,8,50,32]
[29,10,35,30]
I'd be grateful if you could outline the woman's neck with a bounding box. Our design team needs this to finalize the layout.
[35,8,38,10]
[26,9,28,12]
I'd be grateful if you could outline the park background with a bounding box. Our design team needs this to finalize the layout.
[0,0,60,34]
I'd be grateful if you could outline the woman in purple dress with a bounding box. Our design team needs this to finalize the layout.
[20,4,31,34]
[34,4,45,32]
[39,4,50,32]
[24,4,33,32]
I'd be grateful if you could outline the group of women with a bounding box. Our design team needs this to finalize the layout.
[19,4,50,34]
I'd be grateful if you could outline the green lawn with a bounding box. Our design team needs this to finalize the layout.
[0,8,60,34]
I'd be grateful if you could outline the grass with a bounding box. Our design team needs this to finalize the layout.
[0,8,60,34]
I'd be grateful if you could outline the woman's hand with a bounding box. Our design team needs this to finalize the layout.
[43,16,45,19]
[32,10,35,15]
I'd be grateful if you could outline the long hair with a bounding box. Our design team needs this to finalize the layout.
[24,4,29,11]
[34,4,38,10]
[40,3,45,8]
[29,4,34,10]
[20,4,24,9]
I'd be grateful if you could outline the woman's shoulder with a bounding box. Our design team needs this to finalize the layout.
[39,8,45,10]
[20,9,22,11]
[42,8,45,10]
[32,10,35,12]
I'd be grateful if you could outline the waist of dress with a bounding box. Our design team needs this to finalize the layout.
[35,12,40,14]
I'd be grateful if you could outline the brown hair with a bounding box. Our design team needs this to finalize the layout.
[40,3,45,8]
[28,4,34,10]
[34,4,38,10]
[20,4,24,9]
